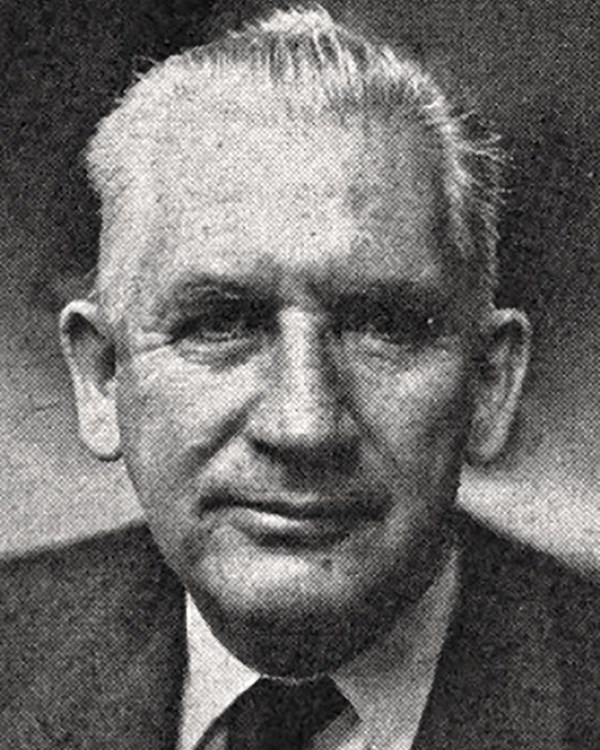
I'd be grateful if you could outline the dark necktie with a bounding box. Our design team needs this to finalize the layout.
[198,676,349,750]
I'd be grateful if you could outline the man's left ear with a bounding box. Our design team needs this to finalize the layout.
[467,308,531,464]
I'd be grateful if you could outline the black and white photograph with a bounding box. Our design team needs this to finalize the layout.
[1,1,598,747]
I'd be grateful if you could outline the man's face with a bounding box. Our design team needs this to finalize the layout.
[111,112,478,675]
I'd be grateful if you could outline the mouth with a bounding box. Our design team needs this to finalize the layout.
[203,489,381,547]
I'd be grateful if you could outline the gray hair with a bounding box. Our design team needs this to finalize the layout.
[87,4,503,320]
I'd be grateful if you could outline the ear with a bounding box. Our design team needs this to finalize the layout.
[59,299,121,460]
[466,308,531,464]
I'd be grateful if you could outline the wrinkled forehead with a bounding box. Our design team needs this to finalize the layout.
[99,97,454,320]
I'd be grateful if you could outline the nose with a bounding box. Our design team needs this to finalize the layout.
[246,308,359,469]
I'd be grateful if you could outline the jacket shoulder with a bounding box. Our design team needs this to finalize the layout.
[0,524,164,709]
[1,524,159,622]
[459,513,600,748]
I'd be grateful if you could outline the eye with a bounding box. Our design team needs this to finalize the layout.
[335,298,445,347]
[173,294,274,344]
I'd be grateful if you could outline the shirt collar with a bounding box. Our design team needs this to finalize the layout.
[180,550,459,749]
[333,548,459,748]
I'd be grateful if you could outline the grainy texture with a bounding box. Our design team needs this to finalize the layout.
[0,5,598,749]
[1,513,598,747]
[1,0,598,571]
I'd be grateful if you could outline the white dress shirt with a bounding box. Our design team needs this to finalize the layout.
[179,551,459,750]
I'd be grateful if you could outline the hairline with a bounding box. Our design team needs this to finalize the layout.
[86,6,501,326]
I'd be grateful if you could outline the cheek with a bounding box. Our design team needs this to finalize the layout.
[352,353,473,485]
[116,353,260,476]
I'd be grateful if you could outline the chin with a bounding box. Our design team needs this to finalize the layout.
[175,503,453,676]
[185,548,421,677]
[192,584,377,677]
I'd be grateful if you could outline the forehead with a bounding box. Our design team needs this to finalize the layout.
[121,104,452,315]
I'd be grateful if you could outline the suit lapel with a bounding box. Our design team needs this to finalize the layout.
[413,515,565,750]
[0,525,187,750]
[87,584,187,750]
[2,516,573,749]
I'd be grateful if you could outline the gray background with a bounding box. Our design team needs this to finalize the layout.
[1,0,598,575]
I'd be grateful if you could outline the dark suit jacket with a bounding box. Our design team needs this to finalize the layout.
[1,512,598,750]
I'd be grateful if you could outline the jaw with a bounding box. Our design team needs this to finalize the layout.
[187,568,396,677]
[180,512,454,677]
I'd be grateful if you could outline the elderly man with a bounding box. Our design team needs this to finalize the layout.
[1,6,597,749]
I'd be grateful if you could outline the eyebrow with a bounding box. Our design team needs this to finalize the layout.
[143,271,452,328]
[318,277,452,313]
[145,273,275,322]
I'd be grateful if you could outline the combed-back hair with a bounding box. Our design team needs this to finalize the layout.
[87,4,503,319]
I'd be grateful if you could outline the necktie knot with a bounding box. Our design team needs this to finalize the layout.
[227,676,348,750]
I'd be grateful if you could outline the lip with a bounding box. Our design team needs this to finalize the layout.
[205,489,379,546]
[228,507,358,546]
